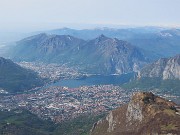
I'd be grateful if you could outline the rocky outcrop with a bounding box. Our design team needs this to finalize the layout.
[106,111,116,132]
[163,55,180,79]
[138,54,180,80]
[126,99,143,123]
[90,92,180,135]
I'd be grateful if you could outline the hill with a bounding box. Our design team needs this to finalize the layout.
[0,57,44,93]
[90,92,180,135]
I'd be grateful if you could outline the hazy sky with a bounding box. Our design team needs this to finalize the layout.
[0,0,180,31]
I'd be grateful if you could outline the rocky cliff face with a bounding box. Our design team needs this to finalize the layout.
[90,92,180,135]
[138,54,180,80]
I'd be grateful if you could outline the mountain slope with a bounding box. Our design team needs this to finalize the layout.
[122,55,180,96]
[138,54,180,80]
[0,57,44,93]
[91,92,180,135]
[9,33,85,62]
[8,34,150,75]
[0,109,105,135]
[0,109,56,135]
[77,34,149,74]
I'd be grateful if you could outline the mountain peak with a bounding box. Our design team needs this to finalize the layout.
[19,33,49,43]
[33,33,49,38]
[131,92,155,103]
[99,34,106,38]
[0,57,13,66]
[130,92,176,108]
[0,57,6,61]
[96,34,108,40]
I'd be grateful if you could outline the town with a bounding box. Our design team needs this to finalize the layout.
[0,85,132,123]
[18,62,85,81]
[0,84,179,123]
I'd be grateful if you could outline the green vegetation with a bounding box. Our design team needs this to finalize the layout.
[163,109,176,116]
[54,114,106,135]
[0,109,56,135]
[122,77,180,96]
[0,109,105,135]
[0,57,45,93]
[161,123,178,131]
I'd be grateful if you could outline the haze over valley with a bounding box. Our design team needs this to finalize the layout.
[0,0,180,135]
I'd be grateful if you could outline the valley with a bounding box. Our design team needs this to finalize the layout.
[0,27,180,135]
[1,0,180,134]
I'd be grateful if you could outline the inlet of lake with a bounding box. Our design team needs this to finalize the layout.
[46,73,134,88]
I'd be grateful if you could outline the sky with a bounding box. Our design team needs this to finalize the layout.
[0,0,180,32]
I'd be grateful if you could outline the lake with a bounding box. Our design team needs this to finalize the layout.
[47,73,135,88]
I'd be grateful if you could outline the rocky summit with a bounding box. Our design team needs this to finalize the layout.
[90,92,180,135]
[138,54,180,80]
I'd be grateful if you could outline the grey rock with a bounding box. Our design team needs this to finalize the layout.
[138,54,180,80]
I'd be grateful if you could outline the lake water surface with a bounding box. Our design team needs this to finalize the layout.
[47,73,134,88]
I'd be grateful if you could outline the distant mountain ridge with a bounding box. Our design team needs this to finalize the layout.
[2,27,180,58]
[0,57,44,93]
[8,34,150,75]
[47,27,164,40]
[47,27,180,57]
